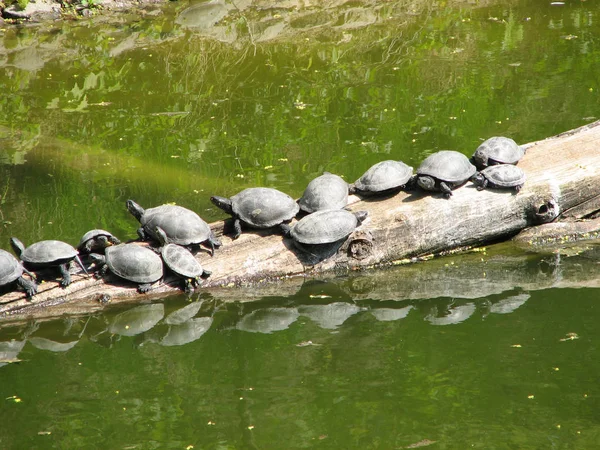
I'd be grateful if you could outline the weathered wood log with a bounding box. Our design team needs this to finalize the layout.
[2,120,600,318]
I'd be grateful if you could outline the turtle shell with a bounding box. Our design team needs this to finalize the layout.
[77,229,120,253]
[105,244,163,284]
[161,243,204,279]
[472,137,524,169]
[479,164,526,188]
[417,150,476,183]
[140,205,212,246]
[354,160,413,193]
[231,187,299,228]
[299,173,349,213]
[0,249,23,286]
[20,240,79,266]
[290,209,361,245]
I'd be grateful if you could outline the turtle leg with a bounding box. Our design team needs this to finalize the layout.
[59,263,72,287]
[137,227,147,241]
[183,278,195,294]
[17,276,37,298]
[201,269,212,278]
[439,182,453,199]
[232,218,243,240]
[207,232,221,256]
[514,184,522,193]
[137,283,152,294]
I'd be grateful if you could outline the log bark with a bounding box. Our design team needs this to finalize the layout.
[2,120,600,318]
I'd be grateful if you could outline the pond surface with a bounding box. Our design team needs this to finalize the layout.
[1,0,600,447]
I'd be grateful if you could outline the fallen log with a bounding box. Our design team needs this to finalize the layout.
[2,120,600,318]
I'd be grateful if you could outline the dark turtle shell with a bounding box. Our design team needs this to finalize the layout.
[231,187,299,228]
[77,229,121,253]
[20,240,79,266]
[105,244,163,284]
[475,164,526,189]
[161,243,204,279]
[417,151,476,183]
[299,173,349,213]
[290,209,365,245]
[353,160,413,194]
[0,249,23,286]
[140,205,213,246]
[472,136,524,169]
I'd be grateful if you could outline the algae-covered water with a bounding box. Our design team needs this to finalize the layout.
[1,0,600,447]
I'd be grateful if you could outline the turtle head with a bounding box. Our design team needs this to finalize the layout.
[9,237,25,258]
[126,200,145,221]
[210,196,233,215]
[416,175,436,192]
[280,223,292,238]
[354,210,369,225]
[153,226,169,246]
[347,183,357,195]
[471,172,485,186]
[89,253,106,265]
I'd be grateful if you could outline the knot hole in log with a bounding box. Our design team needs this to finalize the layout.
[530,198,560,224]
[347,230,374,260]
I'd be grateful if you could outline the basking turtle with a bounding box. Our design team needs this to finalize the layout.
[471,136,524,170]
[0,248,37,298]
[126,200,221,256]
[299,173,349,213]
[155,226,211,293]
[90,243,163,293]
[77,229,121,254]
[415,150,476,198]
[349,160,413,196]
[471,164,526,192]
[282,209,368,246]
[211,187,299,239]
[10,238,88,287]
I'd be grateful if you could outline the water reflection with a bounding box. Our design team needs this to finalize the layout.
[108,303,165,337]
[425,303,476,326]
[0,339,25,367]
[236,307,300,334]
[160,317,213,346]
[298,302,363,329]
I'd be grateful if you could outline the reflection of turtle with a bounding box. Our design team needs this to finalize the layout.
[211,187,299,239]
[0,248,37,297]
[471,165,526,192]
[416,150,476,198]
[471,136,524,170]
[91,244,163,293]
[299,173,349,213]
[282,209,368,246]
[126,200,220,255]
[155,226,211,293]
[77,229,121,254]
[108,303,165,336]
[10,238,87,287]
[350,160,413,196]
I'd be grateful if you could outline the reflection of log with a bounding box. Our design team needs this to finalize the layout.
[2,121,600,318]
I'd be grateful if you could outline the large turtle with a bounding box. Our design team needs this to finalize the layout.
[211,187,299,239]
[77,229,121,254]
[154,226,211,293]
[299,172,349,213]
[10,238,88,287]
[471,164,526,192]
[126,200,221,256]
[471,136,525,170]
[90,243,163,293]
[349,160,413,196]
[281,209,368,246]
[415,150,476,198]
[0,248,37,298]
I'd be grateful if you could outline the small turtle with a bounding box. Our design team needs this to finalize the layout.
[10,238,88,287]
[349,160,413,196]
[77,229,121,254]
[211,187,299,239]
[126,200,221,256]
[154,226,211,293]
[0,248,37,298]
[416,150,477,198]
[299,172,349,213]
[471,136,525,170]
[471,164,526,192]
[282,209,368,246]
[90,243,163,293]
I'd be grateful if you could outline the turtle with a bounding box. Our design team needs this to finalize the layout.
[90,243,164,293]
[0,248,37,298]
[298,172,349,213]
[471,136,525,170]
[211,187,300,239]
[126,200,221,256]
[77,229,121,254]
[281,209,368,246]
[349,160,414,196]
[154,226,211,293]
[471,164,526,192]
[10,238,88,287]
[415,150,477,198]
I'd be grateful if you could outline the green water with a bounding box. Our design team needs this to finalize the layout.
[1,0,600,447]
